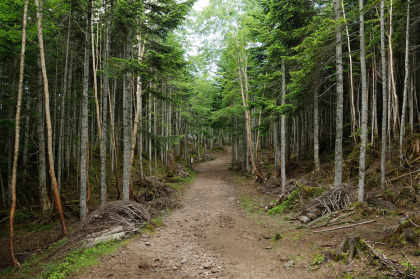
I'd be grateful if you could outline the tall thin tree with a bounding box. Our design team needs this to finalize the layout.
[399,0,411,165]
[34,0,68,234]
[358,0,368,202]
[333,0,344,188]
[9,0,29,267]
[380,0,387,189]
[80,0,92,220]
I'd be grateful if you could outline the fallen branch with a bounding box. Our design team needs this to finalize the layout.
[409,219,419,228]
[313,219,376,233]
[389,169,420,181]
[364,242,415,278]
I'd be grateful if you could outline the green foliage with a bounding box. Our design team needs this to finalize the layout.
[238,195,264,214]
[268,189,300,215]
[311,254,325,266]
[39,241,121,279]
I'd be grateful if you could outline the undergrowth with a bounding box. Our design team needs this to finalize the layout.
[268,189,300,215]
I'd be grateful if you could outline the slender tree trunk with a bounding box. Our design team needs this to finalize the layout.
[122,19,133,201]
[371,61,377,143]
[358,0,368,202]
[273,114,280,174]
[35,0,68,234]
[389,0,399,136]
[129,36,145,199]
[399,0,410,165]
[101,0,113,205]
[80,0,92,221]
[237,56,264,182]
[313,83,320,171]
[91,7,101,141]
[36,59,50,213]
[58,13,71,192]
[22,95,31,182]
[280,59,287,192]
[334,0,344,188]
[380,0,388,189]
[341,0,357,143]
[242,117,247,171]
[9,0,28,267]
[149,93,152,175]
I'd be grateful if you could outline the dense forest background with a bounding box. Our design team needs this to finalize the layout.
[1,0,419,269]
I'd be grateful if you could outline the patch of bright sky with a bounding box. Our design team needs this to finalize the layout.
[177,0,220,76]
[193,0,209,11]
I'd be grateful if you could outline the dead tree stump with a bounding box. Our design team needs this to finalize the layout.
[339,235,362,262]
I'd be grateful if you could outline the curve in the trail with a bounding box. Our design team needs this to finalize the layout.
[74,148,326,279]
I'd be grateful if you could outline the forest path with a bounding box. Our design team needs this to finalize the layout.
[74,148,318,279]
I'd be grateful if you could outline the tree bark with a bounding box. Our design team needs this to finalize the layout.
[280,59,287,191]
[313,83,320,171]
[122,13,133,201]
[101,0,114,205]
[342,0,357,144]
[389,0,399,136]
[237,53,264,182]
[80,0,92,221]
[129,35,145,200]
[36,59,50,213]
[9,0,28,267]
[58,12,71,193]
[35,0,68,234]
[334,0,344,188]
[380,0,387,189]
[358,0,368,202]
[399,0,410,165]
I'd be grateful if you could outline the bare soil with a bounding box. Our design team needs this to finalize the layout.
[73,148,351,279]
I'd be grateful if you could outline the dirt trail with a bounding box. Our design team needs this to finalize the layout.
[74,148,323,278]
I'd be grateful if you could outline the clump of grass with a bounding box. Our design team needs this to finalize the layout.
[38,240,122,279]
[239,195,263,214]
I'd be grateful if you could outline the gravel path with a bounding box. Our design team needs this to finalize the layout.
[74,148,325,278]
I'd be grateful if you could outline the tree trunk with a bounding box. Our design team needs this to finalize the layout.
[237,55,264,182]
[122,18,133,201]
[334,0,344,188]
[149,93,152,175]
[399,0,410,165]
[58,12,71,193]
[342,0,357,144]
[91,7,101,141]
[100,0,114,205]
[280,59,287,192]
[9,0,28,267]
[389,0,399,136]
[22,95,31,182]
[35,0,68,234]
[129,35,145,200]
[358,0,368,202]
[273,114,280,174]
[80,0,92,221]
[36,59,50,213]
[313,83,320,171]
[380,0,387,189]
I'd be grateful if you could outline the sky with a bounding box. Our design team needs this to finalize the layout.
[193,0,209,11]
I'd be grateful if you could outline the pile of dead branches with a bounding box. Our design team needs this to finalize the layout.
[54,201,150,257]
[298,184,356,224]
[173,164,190,178]
[135,176,177,213]
[262,178,302,196]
